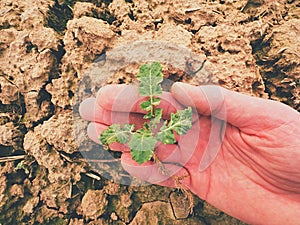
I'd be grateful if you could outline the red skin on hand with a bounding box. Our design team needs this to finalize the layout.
[80,83,300,225]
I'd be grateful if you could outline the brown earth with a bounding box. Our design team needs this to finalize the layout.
[0,0,299,224]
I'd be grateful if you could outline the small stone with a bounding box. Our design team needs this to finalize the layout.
[110,212,118,220]
[69,218,85,225]
[121,193,132,208]
[104,181,121,195]
[169,191,191,219]
[80,189,108,220]
[0,122,16,146]
[129,201,174,225]
[23,197,40,215]
[73,2,96,19]
[9,184,24,198]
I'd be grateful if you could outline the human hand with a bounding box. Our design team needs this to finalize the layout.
[79,83,300,225]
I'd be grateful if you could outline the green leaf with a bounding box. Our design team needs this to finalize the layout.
[99,124,134,146]
[150,108,162,130]
[156,107,193,144]
[152,97,161,106]
[140,99,152,111]
[140,98,161,111]
[156,121,176,144]
[129,130,157,164]
[169,107,193,135]
[137,62,163,97]
[123,124,135,133]
[143,123,150,130]
[143,112,152,119]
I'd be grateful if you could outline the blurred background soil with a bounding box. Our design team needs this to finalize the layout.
[0,0,299,224]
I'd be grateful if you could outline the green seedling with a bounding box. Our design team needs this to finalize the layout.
[16,161,30,174]
[99,62,193,164]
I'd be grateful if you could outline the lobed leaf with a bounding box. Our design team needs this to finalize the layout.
[143,112,152,119]
[150,108,162,130]
[140,100,152,111]
[152,97,161,106]
[129,129,157,164]
[137,62,163,97]
[169,107,193,135]
[99,124,134,146]
[156,121,176,144]
[157,107,192,144]
[140,98,161,112]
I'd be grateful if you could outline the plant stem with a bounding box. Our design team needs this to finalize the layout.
[150,96,154,117]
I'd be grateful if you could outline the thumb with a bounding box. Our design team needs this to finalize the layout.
[171,83,296,133]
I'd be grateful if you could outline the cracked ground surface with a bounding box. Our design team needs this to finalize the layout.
[0,0,299,224]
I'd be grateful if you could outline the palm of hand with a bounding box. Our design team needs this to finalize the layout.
[166,85,300,224]
[179,115,300,222]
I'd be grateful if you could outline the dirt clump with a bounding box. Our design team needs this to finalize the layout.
[0,0,299,224]
[253,18,300,110]
[79,189,108,220]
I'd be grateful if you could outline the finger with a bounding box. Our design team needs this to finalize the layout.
[87,122,130,152]
[109,142,130,152]
[79,97,146,127]
[155,143,182,163]
[171,83,298,133]
[87,122,104,144]
[121,153,191,188]
[96,84,185,118]
[79,98,97,121]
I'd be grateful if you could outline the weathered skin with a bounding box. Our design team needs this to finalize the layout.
[80,83,300,225]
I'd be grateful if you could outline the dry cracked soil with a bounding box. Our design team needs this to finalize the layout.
[0,0,299,224]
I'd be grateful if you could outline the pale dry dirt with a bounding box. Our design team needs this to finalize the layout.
[0,0,299,224]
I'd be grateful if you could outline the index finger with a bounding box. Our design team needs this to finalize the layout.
[96,84,185,118]
[171,83,299,133]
